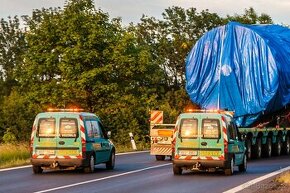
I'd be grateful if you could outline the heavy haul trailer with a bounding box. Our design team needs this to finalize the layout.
[184,22,290,161]
[239,112,290,159]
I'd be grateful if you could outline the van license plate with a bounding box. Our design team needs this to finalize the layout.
[179,150,197,156]
[57,150,79,156]
[37,150,55,155]
[200,151,221,156]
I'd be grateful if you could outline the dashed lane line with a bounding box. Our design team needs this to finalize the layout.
[34,163,172,193]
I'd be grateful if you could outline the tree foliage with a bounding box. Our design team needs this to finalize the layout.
[0,1,276,144]
[226,7,273,24]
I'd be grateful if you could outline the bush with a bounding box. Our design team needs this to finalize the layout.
[2,128,17,144]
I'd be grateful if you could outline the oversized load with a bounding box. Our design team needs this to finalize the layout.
[185,22,290,127]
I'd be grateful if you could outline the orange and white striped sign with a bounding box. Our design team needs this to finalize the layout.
[150,110,163,124]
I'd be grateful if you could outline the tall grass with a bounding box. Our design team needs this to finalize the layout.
[0,143,31,169]
[114,142,150,153]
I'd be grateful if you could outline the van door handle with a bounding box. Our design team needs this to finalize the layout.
[201,142,207,146]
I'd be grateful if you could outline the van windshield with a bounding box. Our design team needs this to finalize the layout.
[60,118,78,137]
[38,118,56,137]
[180,119,198,138]
[202,119,220,139]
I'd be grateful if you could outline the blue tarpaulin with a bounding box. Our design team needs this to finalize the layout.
[185,22,290,127]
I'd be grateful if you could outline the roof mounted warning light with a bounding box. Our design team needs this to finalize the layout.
[184,108,234,116]
[47,108,85,112]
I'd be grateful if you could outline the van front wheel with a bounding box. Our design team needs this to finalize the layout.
[32,165,43,174]
[84,155,95,173]
[238,155,247,172]
[106,151,115,170]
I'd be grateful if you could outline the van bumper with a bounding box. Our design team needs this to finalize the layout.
[31,158,89,168]
[173,159,228,169]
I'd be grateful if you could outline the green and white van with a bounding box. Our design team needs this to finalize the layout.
[172,110,247,175]
[30,109,115,174]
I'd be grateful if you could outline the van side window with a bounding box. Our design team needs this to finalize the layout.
[85,121,94,138]
[180,119,198,138]
[60,118,78,138]
[91,120,103,138]
[38,118,56,137]
[228,122,237,140]
[202,119,220,139]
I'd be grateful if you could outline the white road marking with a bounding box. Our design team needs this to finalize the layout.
[223,166,290,193]
[116,150,149,155]
[0,150,150,172]
[34,163,172,193]
[0,165,31,172]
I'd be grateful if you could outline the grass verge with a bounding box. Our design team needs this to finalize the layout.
[276,171,290,185]
[0,143,31,169]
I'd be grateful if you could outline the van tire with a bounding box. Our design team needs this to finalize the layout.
[32,165,43,174]
[252,138,262,159]
[106,151,115,170]
[225,157,234,176]
[173,164,182,175]
[262,137,272,158]
[238,155,247,172]
[156,155,165,161]
[84,155,95,173]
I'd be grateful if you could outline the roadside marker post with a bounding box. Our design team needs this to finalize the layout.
[129,132,137,150]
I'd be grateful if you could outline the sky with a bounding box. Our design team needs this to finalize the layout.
[0,0,289,25]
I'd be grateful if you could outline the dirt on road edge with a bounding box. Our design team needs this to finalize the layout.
[239,170,290,193]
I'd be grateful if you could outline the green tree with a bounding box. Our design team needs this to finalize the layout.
[0,16,27,141]
[0,90,41,141]
[227,7,273,24]
[137,7,225,90]
[0,16,26,96]
[19,0,165,144]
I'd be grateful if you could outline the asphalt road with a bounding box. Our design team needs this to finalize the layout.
[1,152,290,193]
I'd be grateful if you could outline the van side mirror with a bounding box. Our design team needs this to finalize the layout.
[107,131,111,138]
[240,133,246,141]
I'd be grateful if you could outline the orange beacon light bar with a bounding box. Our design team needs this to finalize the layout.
[47,108,85,112]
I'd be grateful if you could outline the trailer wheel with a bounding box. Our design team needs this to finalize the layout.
[252,138,262,159]
[273,137,282,156]
[283,136,290,155]
[246,139,252,160]
[263,137,272,158]
[155,155,165,161]
[173,164,182,175]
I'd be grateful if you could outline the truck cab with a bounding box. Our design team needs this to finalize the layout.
[172,110,247,175]
[150,123,175,160]
[149,110,175,160]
